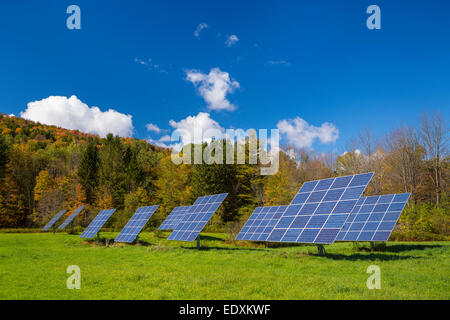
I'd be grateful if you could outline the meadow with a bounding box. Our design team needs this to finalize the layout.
[0,231,448,300]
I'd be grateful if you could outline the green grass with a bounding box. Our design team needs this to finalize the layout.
[0,232,449,299]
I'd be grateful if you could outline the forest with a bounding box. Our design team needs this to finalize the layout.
[0,111,448,240]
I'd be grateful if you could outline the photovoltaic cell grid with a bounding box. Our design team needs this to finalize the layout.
[80,209,116,238]
[336,193,410,242]
[158,206,192,230]
[115,206,159,242]
[168,193,228,242]
[265,172,374,244]
[58,205,86,229]
[42,210,66,231]
[235,206,287,241]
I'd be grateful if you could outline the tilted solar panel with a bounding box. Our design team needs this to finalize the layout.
[266,172,374,244]
[336,193,410,242]
[168,193,228,242]
[234,173,378,245]
[80,209,116,238]
[235,206,287,241]
[58,205,86,229]
[115,205,159,243]
[42,210,67,231]
[158,206,192,230]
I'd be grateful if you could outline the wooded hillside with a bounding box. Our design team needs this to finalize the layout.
[0,112,448,240]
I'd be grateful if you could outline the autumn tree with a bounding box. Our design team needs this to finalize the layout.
[420,110,449,205]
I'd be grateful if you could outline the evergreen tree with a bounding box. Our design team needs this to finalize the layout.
[77,137,99,204]
[0,134,10,181]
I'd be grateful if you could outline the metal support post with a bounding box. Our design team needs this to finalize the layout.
[317,244,326,256]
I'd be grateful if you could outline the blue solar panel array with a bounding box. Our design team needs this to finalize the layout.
[336,193,410,242]
[235,206,287,241]
[42,210,66,231]
[115,206,159,243]
[168,193,228,242]
[80,209,116,238]
[58,205,86,229]
[266,173,374,244]
[235,173,374,244]
[158,206,192,230]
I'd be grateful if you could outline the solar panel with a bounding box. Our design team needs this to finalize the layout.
[58,205,86,229]
[42,210,67,231]
[336,193,410,242]
[168,193,228,242]
[80,209,116,238]
[115,206,159,243]
[266,173,374,244]
[158,206,192,230]
[235,206,287,241]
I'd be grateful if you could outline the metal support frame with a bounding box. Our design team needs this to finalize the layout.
[317,244,326,256]
[52,225,56,235]
[70,221,74,234]
[370,241,375,251]
[136,235,139,243]
[97,232,100,241]
[196,235,200,249]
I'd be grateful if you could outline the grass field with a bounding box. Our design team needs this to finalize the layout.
[0,232,449,299]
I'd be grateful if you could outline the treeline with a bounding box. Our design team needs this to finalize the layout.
[0,112,448,240]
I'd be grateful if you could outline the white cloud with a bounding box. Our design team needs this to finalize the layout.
[185,68,240,111]
[277,117,339,149]
[169,112,224,149]
[225,34,239,47]
[266,60,291,66]
[146,123,161,133]
[134,57,149,66]
[341,149,362,156]
[20,95,133,137]
[134,57,167,74]
[194,23,208,37]
[158,135,171,142]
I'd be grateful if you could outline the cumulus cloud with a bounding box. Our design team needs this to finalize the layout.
[277,117,339,149]
[185,68,240,111]
[20,95,134,137]
[158,135,171,142]
[225,34,239,47]
[194,22,209,37]
[169,112,224,149]
[146,123,161,133]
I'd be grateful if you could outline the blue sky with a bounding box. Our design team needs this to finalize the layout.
[0,0,449,153]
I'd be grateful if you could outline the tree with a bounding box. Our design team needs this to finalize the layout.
[0,134,10,181]
[77,137,99,204]
[420,110,449,205]
[99,134,128,208]
[265,151,301,205]
[154,154,192,217]
[384,126,425,203]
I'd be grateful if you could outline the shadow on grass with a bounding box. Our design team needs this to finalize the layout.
[352,243,444,253]
[321,252,419,261]
[381,244,444,253]
[82,237,155,247]
[181,245,267,252]
[197,235,224,241]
